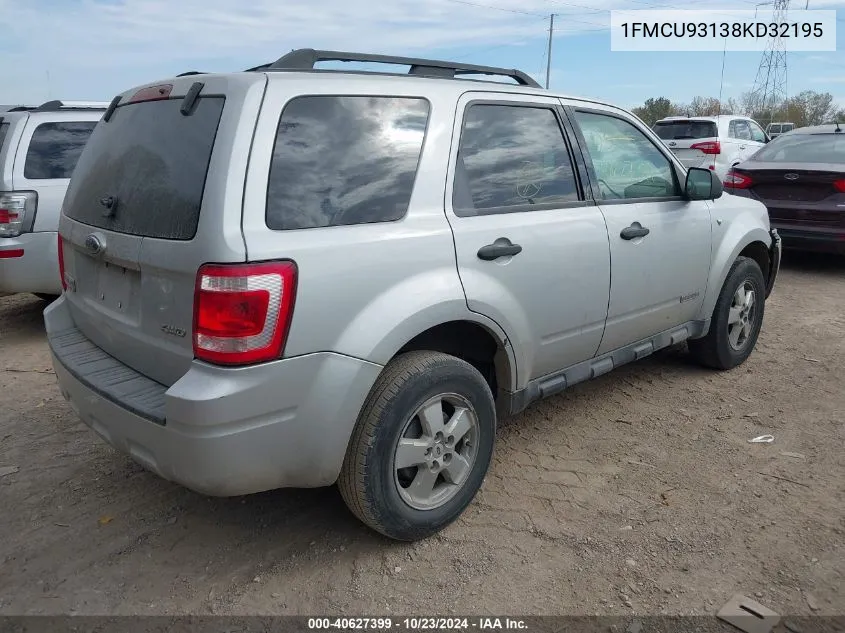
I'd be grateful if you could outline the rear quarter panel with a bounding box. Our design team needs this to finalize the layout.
[240,76,519,389]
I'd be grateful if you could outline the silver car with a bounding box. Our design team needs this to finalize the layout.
[0,101,106,297]
[46,49,780,541]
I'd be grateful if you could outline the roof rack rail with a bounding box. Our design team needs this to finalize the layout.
[258,48,541,88]
[5,105,37,112]
[177,71,206,77]
[34,100,110,111]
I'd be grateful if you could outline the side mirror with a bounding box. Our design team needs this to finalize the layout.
[685,167,723,201]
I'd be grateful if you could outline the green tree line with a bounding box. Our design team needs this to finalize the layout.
[631,90,845,128]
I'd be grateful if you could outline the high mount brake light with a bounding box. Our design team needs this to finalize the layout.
[128,84,173,104]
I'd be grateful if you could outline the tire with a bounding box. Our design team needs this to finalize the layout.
[338,351,496,541]
[689,256,766,370]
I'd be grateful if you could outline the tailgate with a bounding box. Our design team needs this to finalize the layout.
[653,119,718,170]
[59,73,266,386]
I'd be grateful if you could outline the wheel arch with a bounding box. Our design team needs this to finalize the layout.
[699,225,772,322]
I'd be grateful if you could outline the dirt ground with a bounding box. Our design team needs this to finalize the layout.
[0,252,842,618]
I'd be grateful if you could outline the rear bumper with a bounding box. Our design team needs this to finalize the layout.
[772,225,845,255]
[45,296,382,496]
[766,228,781,298]
[0,231,61,295]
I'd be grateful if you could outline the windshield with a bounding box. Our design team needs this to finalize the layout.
[653,120,718,140]
[751,133,845,163]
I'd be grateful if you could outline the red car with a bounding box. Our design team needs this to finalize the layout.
[723,123,845,255]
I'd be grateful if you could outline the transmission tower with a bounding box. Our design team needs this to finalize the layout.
[747,0,790,126]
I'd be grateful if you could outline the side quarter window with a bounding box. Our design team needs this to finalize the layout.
[453,104,580,216]
[23,121,98,180]
[572,110,679,201]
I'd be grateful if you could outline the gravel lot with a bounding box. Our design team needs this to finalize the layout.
[0,252,842,617]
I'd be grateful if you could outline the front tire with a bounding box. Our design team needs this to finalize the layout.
[689,256,766,370]
[338,351,496,541]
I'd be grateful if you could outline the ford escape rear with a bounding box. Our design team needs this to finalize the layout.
[46,49,779,541]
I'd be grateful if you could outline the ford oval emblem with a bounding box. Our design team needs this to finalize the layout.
[85,234,104,255]
[784,173,799,180]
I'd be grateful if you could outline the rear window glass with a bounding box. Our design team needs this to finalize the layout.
[454,104,580,215]
[266,96,430,230]
[63,97,224,240]
[23,121,98,179]
[751,133,845,163]
[653,120,718,140]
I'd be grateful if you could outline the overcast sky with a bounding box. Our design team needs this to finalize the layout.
[2,0,845,109]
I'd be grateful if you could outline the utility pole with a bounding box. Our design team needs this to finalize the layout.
[545,13,555,89]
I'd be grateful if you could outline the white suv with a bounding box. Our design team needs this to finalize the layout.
[653,115,769,180]
[0,100,106,298]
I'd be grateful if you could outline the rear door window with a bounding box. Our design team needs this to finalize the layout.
[63,97,225,240]
[749,121,767,143]
[653,120,718,140]
[266,96,430,230]
[453,104,580,216]
[23,121,98,179]
[730,120,753,141]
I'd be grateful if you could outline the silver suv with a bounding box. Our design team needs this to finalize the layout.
[45,49,781,541]
[1,101,106,297]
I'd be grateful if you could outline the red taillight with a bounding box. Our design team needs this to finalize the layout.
[193,261,297,366]
[128,84,173,104]
[58,235,67,291]
[723,170,754,189]
[833,179,845,193]
[0,249,24,259]
[0,209,18,224]
[690,140,721,155]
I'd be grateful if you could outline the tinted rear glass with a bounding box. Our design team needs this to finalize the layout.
[769,125,782,134]
[266,96,429,230]
[653,120,718,140]
[24,121,98,179]
[752,133,845,163]
[63,97,224,240]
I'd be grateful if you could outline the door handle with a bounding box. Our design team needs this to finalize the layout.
[739,145,746,150]
[477,238,523,261]
[620,223,650,240]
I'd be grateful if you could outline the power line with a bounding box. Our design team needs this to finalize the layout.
[442,0,547,18]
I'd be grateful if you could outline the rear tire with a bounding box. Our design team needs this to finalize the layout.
[338,351,496,541]
[689,256,765,370]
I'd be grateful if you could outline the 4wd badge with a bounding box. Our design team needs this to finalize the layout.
[160,324,187,338]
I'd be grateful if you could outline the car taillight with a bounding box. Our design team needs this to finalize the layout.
[723,170,753,189]
[690,140,721,155]
[0,192,37,238]
[193,261,297,366]
[833,179,845,193]
[58,234,67,291]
